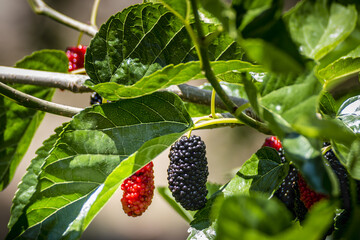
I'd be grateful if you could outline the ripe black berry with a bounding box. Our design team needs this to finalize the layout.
[167,135,208,211]
[323,147,351,211]
[273,165,307,220]
[90,92,102,105]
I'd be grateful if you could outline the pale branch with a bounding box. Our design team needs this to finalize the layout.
[0,66,257,118]
[27,0,98,37]
[0,66,91,93]
[0,82,82,118]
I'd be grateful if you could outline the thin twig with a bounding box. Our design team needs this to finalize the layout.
[27,0,98,37]
[0,66,91,93]
[0,82,82,117]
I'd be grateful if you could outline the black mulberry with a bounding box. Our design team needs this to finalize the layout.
[167,135,208,211]
[273,165,307,220]
[323,145,351,211]
[90,92,102,105]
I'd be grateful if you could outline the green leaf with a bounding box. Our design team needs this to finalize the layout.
[292,116,357,147]
[215,195,336,240]
[86,60,262,100]
[0,50,68,191]
[85,3,243,86]
[287,0,357,60]
[7,126,64,229]
[231,0,274,31]
[241,37,304,75]
[318,45,360,82]
[346,139,360,180]
[319,91,337,117]
[7,92,193,239]
[224,147,288,197]
[199,0,237,38]
[260,72,321,124]
[337,95,360,134]
[159,0,189,21]
[215,194,293,240]
[157,186,195,223]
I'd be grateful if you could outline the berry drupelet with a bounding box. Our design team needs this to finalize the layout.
[121,162,155,217]
[168,135,208,211]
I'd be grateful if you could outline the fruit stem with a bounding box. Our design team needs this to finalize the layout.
[211,89,218,119]
[193,118,243,130]
[90,0,101,27]
[27,0,97,37]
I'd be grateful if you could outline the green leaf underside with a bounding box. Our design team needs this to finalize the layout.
[7,92,193,239]
[7,126,64,229]
[86,60,262,100]
[85,2,243,86]
[287,0,357,60]
[187,147,287,239]
[0,50,68,191]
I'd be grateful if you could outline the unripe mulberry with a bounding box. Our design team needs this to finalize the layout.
[262,136,282,151]
[121,162,155,217]
[298,173,328,209]
[168,135,208,211]
[66,45,87,72]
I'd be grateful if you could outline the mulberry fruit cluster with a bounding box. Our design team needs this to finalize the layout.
[168,135,208,211]
[121,162,155,217]
[263,136,307,219]
[263,136,331,220]
[297,173,328,209]
[65,45,87,72]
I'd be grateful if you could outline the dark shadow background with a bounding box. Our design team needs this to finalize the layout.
[0,0,299,239]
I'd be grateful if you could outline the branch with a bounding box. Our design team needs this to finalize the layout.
[0,82,82,118]
[0,66,91,93]
[28,0,98,37]
[0,66,257,118]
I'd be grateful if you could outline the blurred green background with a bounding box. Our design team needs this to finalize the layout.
[0,0,307,239]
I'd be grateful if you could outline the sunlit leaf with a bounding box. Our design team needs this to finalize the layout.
[7,92,192,239]
[0,50,68,191]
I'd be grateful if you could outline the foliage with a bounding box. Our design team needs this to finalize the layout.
[1,0,360,239]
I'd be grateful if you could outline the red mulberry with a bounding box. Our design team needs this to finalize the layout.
[121,162,155,217]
